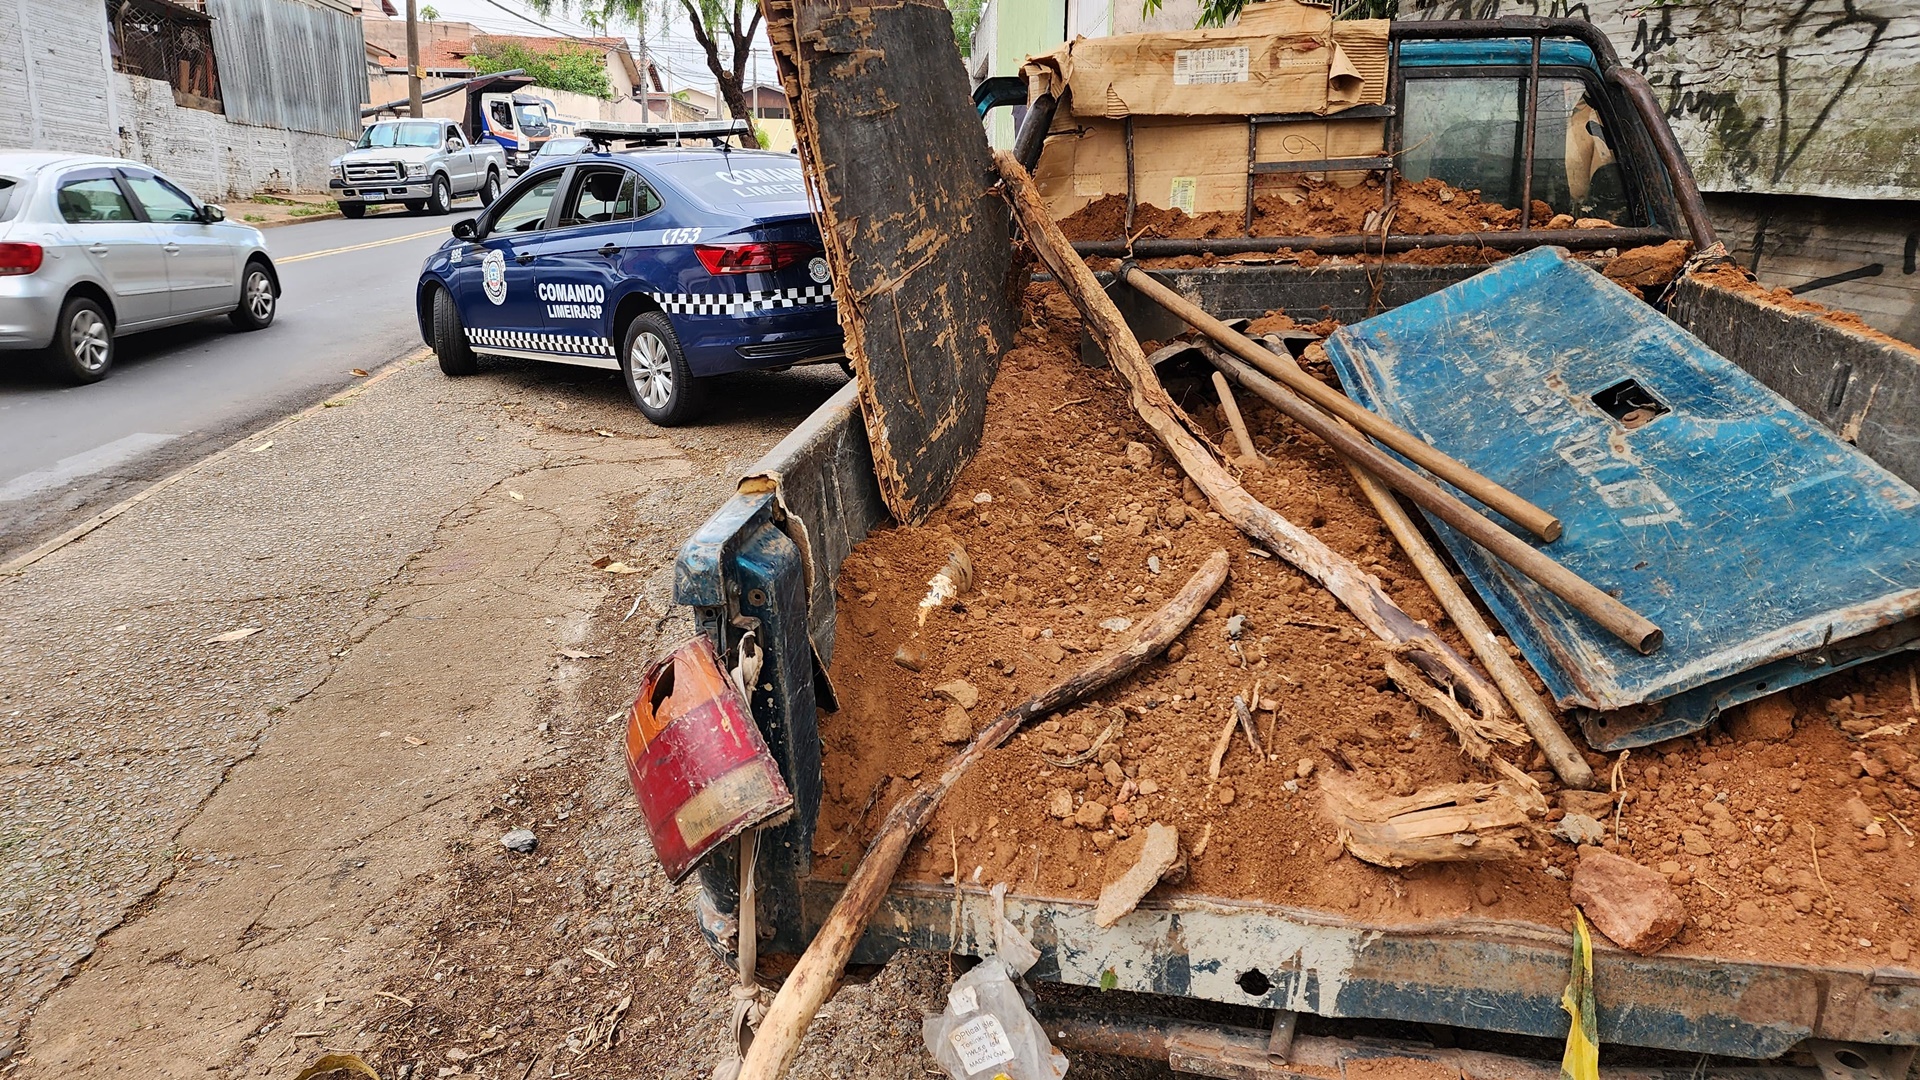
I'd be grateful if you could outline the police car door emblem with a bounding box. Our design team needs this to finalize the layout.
[808,256,829,284]
[482,250,508,305]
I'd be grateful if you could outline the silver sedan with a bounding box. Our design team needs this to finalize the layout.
[0,152,280,383]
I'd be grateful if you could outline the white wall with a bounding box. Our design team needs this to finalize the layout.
[4,0,350,200]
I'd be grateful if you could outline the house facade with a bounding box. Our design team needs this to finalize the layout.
[4,0,368,198]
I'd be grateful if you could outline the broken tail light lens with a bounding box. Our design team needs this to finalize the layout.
[0,243,43,276]
[624,635,793,882]
[695,241,817,276]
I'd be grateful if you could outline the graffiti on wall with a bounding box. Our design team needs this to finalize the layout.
[1402,0,1917,200]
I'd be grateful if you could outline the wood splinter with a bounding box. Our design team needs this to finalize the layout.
[736,550,1231,1080]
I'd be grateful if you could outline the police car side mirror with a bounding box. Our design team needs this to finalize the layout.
[451,217,479,241]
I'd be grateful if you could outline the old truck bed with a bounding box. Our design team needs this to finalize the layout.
[674,259,1920,1072]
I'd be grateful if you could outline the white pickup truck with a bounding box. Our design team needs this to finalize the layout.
[329,118,507,219]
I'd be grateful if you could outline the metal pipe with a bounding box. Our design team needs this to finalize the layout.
[1011,92,1059,173]
[1039,1009,1821,1080]
[1519,33,1541,230]
[362,68,526,118]
[1072,227,1673,257]
[1120,265,1564,544]
[1605,66,1718,248]
[1205,346,1662,655]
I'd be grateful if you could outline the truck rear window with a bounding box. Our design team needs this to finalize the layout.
[655,158,809,205]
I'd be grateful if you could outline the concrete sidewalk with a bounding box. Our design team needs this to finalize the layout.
[0,354,852,1076]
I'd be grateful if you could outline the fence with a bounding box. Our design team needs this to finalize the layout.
[205,0,366,138]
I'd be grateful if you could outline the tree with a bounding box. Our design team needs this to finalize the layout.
[531,0,765,148]
[420,3,439,19]
[469,40,615,99]
[947,0,983,50]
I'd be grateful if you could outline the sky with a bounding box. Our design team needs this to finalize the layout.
[396,0,780,97]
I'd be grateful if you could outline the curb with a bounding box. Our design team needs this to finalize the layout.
[257,211,345,229]
[1,348,431,578]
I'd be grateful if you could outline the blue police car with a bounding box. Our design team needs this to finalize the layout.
[414,127,842,425]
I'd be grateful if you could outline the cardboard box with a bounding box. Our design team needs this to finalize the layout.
[1034,113,1386,221]
[1022,10,1387,120]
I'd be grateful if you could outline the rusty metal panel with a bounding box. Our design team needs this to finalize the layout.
[764,0,1018,524]
[208,0,366,138]
[1318,247,1920,749]
[796,878,1920,1058]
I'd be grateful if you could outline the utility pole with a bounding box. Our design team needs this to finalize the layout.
[405,0,423,118]
[638,33,651,122]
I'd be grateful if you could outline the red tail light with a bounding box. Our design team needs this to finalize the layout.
[0,243,42,276]
[695,241,816,275]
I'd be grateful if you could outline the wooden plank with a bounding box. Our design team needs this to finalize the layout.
[763,0,1017,524]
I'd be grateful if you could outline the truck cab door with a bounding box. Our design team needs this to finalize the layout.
[454,167,564,356]
[517,163,655,367]
[443,123,474,192]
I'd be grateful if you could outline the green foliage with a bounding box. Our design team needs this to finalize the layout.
[1099,967,1118,991]
[468,40,613,100]
[1141,0,1396,27]
[948,0,984,49]
[420,3,439,19]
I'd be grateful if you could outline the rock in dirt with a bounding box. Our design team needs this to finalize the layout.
[501,828,538,854]
[939,705,973,745]
[1726,694,1796,742]
[1074,800,1109,829]
[1602,240,1691,288]
[1570,848,1686,954]
[1047,788,1074,819]
[1558,790,1616,817]
[1553,813,1608,845]
[1094,822,1179,927]
[932,679,979,710]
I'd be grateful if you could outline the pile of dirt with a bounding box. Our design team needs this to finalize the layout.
[1690,262,1918,355]
[1057,175,1606,243]
[814,279,1920,967]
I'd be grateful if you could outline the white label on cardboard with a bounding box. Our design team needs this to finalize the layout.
[1168,177,1197,215]
[1173,46,1249,86]
[948,984,979,1016]
[948,1014,1016,1075]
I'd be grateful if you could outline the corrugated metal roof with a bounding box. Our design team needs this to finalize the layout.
[208,0,367,138]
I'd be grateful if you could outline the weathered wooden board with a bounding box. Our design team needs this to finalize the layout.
[764,0,1018,523]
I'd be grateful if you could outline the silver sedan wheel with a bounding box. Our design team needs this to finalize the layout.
[245,271,274,322]
[629,331,673,409]
[69,308,110,372]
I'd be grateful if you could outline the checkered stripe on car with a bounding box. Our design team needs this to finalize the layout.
[466,327,616,357]
[650,283,835,317]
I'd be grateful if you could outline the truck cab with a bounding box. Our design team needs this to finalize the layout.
[480,92,561,175]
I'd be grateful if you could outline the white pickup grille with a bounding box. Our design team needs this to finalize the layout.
[345,161,404,183]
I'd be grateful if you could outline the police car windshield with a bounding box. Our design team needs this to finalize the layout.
[650,157,809,210]
[358,122,442,149]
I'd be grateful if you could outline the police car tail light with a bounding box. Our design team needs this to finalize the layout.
[695,242,816,275]
[0,243,42,276]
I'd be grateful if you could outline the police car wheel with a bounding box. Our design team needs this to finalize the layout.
[428,175,452,215]
[432,288,477,377]
[621,312,703,426]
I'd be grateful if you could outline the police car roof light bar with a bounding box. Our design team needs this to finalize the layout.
[575,119,754,149]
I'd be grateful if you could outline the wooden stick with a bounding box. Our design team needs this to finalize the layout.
[736,550,1231,1080]
[1346,464,1597,789]
[1121,264,1564,544]
[1207,348,1662,656]
[995,151,1509,722]
[1210,372,1262,463]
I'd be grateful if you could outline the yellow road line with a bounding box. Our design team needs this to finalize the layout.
[277,226,449,264]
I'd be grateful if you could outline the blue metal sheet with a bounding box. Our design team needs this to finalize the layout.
[1320,247,1920,748]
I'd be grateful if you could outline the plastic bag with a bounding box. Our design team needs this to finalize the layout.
[922,958,1069,1080]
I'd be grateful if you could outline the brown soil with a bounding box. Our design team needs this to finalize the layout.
[814,280,1920,968]
[1057,175,1567,243]
[1690,262,1920,356]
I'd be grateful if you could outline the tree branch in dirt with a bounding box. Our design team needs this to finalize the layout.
[737,549,1232,1080]
[1322,773,1536,869]
[993,149,1508,724]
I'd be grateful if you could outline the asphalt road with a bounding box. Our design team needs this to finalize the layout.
[0,204,476,557]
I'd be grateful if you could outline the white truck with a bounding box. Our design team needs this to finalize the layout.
[329,117,508,218]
